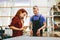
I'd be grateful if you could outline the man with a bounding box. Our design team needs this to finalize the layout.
[30,6,46,36]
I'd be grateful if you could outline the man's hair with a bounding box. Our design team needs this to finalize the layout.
[33,6,38,9]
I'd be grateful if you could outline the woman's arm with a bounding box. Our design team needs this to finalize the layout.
[10,26,23,31]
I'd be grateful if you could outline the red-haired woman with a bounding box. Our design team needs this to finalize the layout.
[9,9,27,37]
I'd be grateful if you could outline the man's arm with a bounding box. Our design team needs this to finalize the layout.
[36,22,46,36]
[29,22,32,30]
[29,22,33,36]
[29,16,33,30]
[39,22,46,30]
[39,15,46,30]
[29,16,33,36]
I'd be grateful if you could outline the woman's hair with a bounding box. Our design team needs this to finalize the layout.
[15,9,27,17]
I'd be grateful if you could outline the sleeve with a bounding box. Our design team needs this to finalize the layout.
[40,15,46,23]
[9,17,18,27]
[30,17,33,22]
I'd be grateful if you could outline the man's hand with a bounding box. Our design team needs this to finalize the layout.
[36,29,41,36]
[30,30,33,36]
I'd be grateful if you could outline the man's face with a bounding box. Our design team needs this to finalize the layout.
[33,7,39,15]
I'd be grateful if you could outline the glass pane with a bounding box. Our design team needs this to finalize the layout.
[11,8,33,16]
[13,0,30,6]
[0,18,2,26]
[0,0,12,7]
[1,17,11,26]
[0,8,11,16]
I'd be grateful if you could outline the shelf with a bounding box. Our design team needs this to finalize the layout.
[53,15,60,16]
[0,6,51,8]
[0,16,13,17]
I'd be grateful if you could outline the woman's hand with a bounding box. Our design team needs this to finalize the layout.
[19,26,28,31]
[23,26,28,29]
[19,28,24,31]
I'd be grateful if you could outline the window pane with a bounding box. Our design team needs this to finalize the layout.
[11,8,33,16]
[0,8,11,16]
[1,17,11,26]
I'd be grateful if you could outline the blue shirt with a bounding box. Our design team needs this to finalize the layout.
[30,14,46,26]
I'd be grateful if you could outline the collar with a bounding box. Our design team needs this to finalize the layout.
[34,13,41,17]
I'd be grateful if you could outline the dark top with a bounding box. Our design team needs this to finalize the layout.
[9,16,23,37]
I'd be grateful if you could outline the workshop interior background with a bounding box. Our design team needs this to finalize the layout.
[0,0,60,38]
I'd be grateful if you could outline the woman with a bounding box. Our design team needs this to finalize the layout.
[9,9,28,37]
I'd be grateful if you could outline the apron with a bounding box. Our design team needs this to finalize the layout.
[32,16,43,36]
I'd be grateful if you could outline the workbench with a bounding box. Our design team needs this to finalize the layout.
[3,36,60,40]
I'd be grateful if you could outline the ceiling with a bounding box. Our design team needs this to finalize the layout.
[0,0,30,3]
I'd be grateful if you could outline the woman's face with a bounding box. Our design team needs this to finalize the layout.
[20,12,27,18]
